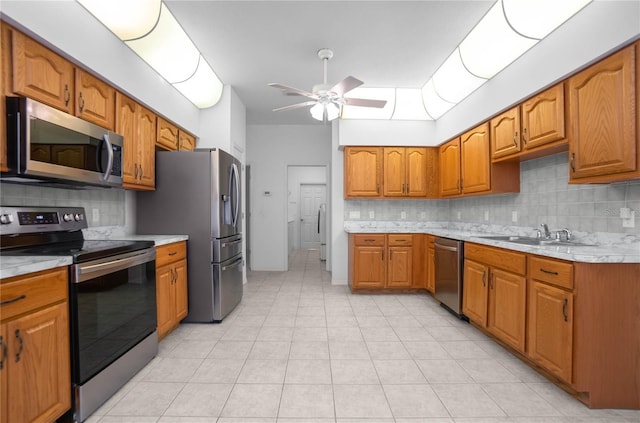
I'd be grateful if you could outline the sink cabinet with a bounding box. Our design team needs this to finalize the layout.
[463,243,527,352]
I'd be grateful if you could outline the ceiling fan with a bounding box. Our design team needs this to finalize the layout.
[268,48,387,121]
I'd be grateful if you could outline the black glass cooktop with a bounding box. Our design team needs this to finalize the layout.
[2,237,154,263]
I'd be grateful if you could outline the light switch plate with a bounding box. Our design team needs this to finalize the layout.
[622,210,635,228]
[484,211,489,221]
[400,211,406,220]
[512,211,518,222]
[369,211,375,219]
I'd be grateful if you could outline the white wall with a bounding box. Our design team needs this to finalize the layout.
[198,85,246,157]
[246,124,331,271]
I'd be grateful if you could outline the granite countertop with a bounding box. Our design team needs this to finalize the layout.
[344,221,640,264]
[1,233,189,279]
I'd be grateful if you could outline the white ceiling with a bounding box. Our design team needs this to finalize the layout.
[165,0,495,125]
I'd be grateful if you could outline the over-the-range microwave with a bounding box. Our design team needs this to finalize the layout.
[2,97,123,188]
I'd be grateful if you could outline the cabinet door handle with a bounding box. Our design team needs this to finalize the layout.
[134,163,139,179]
[513,131,518,147]
[570,153,576,173]
[522,127,528,144]
[14,330,23,363]
[489,273,494,289]
[79,92,85,112]
[381,250,384,261]
[64,84,70,106]
[376,184,380,194]
[0,335,6,370]
[540,268,558,276]
[139,165,144,180]
[0,294,26,306]
[562,298,568,322]
[482,271,486,287]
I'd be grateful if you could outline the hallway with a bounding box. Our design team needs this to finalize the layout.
[87,249,639,422]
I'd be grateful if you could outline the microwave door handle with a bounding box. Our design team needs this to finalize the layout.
[101,134,114,181]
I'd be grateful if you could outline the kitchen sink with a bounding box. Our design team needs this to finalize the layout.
[476,235,598,247]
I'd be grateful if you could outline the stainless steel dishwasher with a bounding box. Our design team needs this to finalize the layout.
[434,237,465,318]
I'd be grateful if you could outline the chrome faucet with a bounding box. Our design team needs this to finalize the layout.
[540,223,552,239]
[556,228,572,241]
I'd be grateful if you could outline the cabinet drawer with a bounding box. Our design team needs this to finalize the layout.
[388,234,413,246]
[0,267,68,321]
[529,255,573,289]
[465,243,526,275]
[353,234,385,246]
[156,241,187,268]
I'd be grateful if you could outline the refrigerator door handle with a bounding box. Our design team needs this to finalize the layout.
[317,209,321,233]
[230,163,240,228]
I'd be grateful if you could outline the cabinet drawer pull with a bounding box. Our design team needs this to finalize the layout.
[168,251,177,256]
[562,298,568,322]
[395,239,407,242]
[0,335,6,370]
[14,330,23,363]
[540,268,559,276]
[1,294,26,306]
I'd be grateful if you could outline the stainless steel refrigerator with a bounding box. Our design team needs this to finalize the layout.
[137,148,243,322]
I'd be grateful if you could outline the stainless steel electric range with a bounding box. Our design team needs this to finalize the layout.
[0,206,157,422]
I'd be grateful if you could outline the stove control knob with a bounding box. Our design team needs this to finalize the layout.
[74,213,83,221]
[63,213,73,222]
[0,214,14,224]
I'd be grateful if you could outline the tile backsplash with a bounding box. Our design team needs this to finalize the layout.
[345,152,640,235]
[0,183,127,227]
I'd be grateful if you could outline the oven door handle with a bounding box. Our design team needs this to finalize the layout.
[73,249,156,283]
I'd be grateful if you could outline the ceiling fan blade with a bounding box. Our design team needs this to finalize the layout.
[268,83,317,99]
[272,100,317,112]
[342,97,387,108]
[330,76,364,96]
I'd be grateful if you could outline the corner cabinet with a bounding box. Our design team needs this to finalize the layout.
[0,267,71,423]
[179,131,196,151]
[155,241,188,340]
[344,147,383,198]
[116,93,156,190]
[567,42,639,183]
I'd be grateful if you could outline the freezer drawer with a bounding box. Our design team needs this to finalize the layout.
[212,254,244,321]
[213,234,242,262]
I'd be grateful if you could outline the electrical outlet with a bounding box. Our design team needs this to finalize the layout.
[92,208,100,222]
[400,211,406,220]
[369,211,375,219]
[620,207,632,219]
[622,210,635,228]
[484,210,489,221]
[349,210,360,219]
[512,211,518,222]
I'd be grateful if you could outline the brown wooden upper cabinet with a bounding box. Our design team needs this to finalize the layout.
[440,123,519,197]
[567,42,639,183]
[490,84,566,161]
[179,131,196,151]
[116,93,156,190]
[75,69,115,130]
[383,147,428,197]
[344,146,383,198]
[156,117,180,151]
[7,28,74,114]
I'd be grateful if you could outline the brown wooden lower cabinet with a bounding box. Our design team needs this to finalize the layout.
[0,267,71,423]
[156,241,189,340]
[349,233,425,291]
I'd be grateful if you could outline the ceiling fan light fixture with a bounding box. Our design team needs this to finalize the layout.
[310,103,325,121]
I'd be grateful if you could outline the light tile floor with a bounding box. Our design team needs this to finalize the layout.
[87,249,640,423]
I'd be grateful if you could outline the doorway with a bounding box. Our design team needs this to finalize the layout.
[300,184,326,250]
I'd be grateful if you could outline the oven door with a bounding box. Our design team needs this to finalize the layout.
[69,248,156,385]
